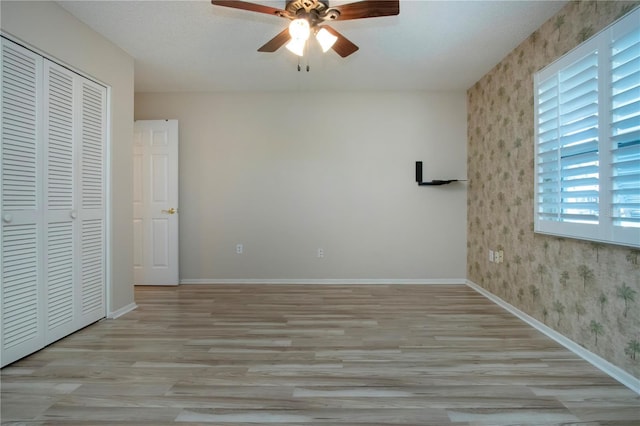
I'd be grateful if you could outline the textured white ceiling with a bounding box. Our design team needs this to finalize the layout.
[57,0,567,92]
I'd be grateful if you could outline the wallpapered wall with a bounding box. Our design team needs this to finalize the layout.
[467,1,640,378]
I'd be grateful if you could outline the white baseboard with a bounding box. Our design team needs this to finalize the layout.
[466,280,640,395]
[179,278,467,285]
[107,302,137,319]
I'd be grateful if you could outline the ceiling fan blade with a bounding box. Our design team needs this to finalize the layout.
[258,28,291,52]
[211,1,289,18]
[331,0,399,21]
[322,26,359,58]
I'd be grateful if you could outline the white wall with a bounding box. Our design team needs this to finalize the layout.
[135,91,467,281]
[1,1,135,311]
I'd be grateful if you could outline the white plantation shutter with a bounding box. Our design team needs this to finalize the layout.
[1,40,45,363]
[537,77,561,216]
[78,79,106,326]
[1,38,108,366]
[537,50,600,224]
[534,9,640,248]
[44,61,76,342]
[610,26,640,230]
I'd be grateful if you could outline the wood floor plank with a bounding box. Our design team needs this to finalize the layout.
[1,284,638,424]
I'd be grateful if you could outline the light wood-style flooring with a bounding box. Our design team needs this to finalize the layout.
[1,284,639,425]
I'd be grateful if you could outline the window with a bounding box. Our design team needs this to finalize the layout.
[534,8,640,248]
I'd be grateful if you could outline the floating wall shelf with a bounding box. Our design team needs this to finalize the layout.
[415,161,467,186]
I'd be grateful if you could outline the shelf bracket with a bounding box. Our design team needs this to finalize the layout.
[416,161,467,186]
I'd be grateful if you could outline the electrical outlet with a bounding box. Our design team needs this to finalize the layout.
[489,250,494,263]
[317,248,324,258]
[236,244,243,254]
[497,250,504,263]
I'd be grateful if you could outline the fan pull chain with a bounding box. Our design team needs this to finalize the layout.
[295,41,310,72]
[298,40,311,72]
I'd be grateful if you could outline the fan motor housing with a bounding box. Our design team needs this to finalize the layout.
[285,0,329,13]
[285,0,340,21]
[286,0,340,22]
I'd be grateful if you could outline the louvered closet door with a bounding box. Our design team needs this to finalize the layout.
[1,39,45,366]
[43,60,77,343]
[76,78,106,328]
[1,38,108,367]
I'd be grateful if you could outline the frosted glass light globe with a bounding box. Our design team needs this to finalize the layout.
[289,19,310,41]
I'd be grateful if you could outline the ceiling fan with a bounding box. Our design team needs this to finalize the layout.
[211,0,400,58]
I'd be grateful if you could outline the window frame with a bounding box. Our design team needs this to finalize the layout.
[533,8,640,248]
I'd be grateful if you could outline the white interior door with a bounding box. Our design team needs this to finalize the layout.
[133,120,179,285]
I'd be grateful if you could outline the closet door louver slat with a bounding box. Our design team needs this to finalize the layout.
[2,225,39,349]
[1,42,39,211]
[46,222,74,332]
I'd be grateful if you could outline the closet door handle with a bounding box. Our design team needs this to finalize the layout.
[70,211,77,219]
[2,213,12,223]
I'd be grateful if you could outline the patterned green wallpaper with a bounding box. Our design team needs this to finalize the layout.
[467,1,640,378]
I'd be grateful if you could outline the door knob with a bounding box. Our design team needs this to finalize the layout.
[162,208,177,215]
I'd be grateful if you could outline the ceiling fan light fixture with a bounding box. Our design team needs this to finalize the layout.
[288,18,310,41]
[212,0,400,59]
[315,27,338,52]
[285,38,306,56]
